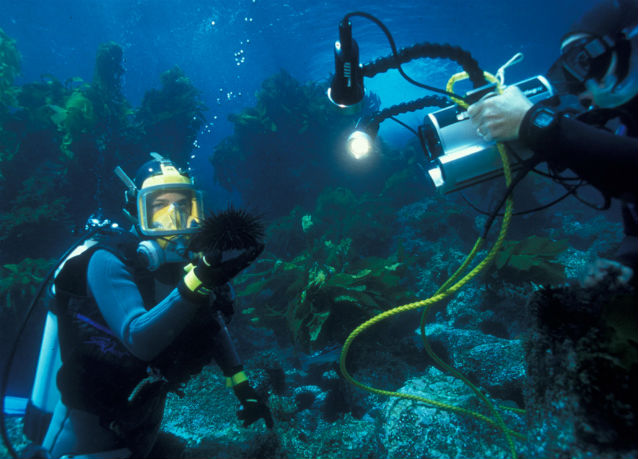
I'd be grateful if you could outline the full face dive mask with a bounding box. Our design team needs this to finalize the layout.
[114,154,204,270]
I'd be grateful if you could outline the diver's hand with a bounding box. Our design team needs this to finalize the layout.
[467,86,533,142]
[202,243,265,285]
[234,381,274,429]
[179,244,264,300]
[582,258,634,288]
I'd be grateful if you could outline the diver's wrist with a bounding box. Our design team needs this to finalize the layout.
[178,263,212,302]
[519,103,560,149]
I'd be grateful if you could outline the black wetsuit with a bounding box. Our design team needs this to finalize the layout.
[43,229,243,458]
[520,96,638,269]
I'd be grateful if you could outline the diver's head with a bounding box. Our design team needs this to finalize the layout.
[550,0,638,108]
[118,153,203,270]
[132,155,202,238]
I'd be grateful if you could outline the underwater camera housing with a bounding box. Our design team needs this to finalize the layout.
[423,75,554,194]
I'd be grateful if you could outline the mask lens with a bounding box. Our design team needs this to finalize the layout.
[562,44,591,82]
[138,185,204,236]
[561,37,612,84]
[152,201,190,231]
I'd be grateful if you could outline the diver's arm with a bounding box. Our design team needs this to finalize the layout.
[468,86,637,199]
[210,311,243,376]
[520,113,638,199]
[87,249,201,361]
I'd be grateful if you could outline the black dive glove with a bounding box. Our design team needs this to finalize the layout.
[179,243,264,301]
[233,380,274,429]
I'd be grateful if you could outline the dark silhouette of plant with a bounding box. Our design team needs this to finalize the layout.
[210,70,390,218]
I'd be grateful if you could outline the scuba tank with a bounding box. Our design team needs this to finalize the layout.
[23,311,61,444]
[1,217,111,458]
[22,238,98,444]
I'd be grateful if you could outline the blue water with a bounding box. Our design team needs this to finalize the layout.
[2,0,598,182]
[0,0,600,401]
[0,3,628,458]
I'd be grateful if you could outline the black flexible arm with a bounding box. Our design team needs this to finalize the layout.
[363,42,488,89]
[367,95,449,131]
[343,11,485,100]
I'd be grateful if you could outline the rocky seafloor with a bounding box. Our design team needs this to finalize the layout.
[2,198,635,459]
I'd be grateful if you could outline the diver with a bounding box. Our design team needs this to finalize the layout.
[32,154,273,458]
[467,0,638,283]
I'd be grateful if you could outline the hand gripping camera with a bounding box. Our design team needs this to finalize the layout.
[423,76,554,194]
[327,12,555,195]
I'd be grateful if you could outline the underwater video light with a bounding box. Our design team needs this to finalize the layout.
[328,19,364,107]
[328,11,555,199]
[328,11,487,166]
[347,130,373,159]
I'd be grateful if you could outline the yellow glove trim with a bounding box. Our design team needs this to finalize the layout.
[183,268,206,294]
[225,371,248,388]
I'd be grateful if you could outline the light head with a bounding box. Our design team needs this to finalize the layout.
[115,153,205,270]
[327,19,365,107]
[346,130,374,159]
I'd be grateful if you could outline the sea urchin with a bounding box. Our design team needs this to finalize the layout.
[188,206,264,253]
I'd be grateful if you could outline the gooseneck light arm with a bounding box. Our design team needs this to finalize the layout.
[342,11,486,101]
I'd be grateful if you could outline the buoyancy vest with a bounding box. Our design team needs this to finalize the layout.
[52,227,220,427]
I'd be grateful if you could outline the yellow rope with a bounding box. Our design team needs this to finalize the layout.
[437,237,484,293]
[339,71,525,458]
[418,146,517,458]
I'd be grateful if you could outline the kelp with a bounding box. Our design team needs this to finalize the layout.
[92,42,125,98]
[56,89,96,159]
[136,66,206,164]
[0,258,54,312]
[56,43,132,160]
[491,235,569,285]
[234,183,417,351]
[210,70,388,218]
[0,27,20,114]
[263,186,399,263]
[0,31,205,260]
[0,167,69,242]
[236,235,415,352]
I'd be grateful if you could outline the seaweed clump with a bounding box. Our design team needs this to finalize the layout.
[0,28,20,115]
[0,31,206,261]
[211,70,393,218]
[136,66,207,165]
[489,235,569,285]
[233,186,417,352]
[236,238,414,352]
[0,258,54,313]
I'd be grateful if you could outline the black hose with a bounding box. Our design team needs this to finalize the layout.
[364,42,487,89]
[367,95,449,132]
[344,11,485,100]
[372,95,448,123]
[481,159,541,239]
[462,185,578,217]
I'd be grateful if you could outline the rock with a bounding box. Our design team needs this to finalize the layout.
[380,367,523,459]
[523,281,637,459]
[422,324,526,404]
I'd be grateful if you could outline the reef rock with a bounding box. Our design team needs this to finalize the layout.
[380,367,523,459]
[422,323,526,404]
[523,279,637,459]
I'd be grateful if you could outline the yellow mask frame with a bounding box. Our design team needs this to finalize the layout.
[136,162,204,237]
